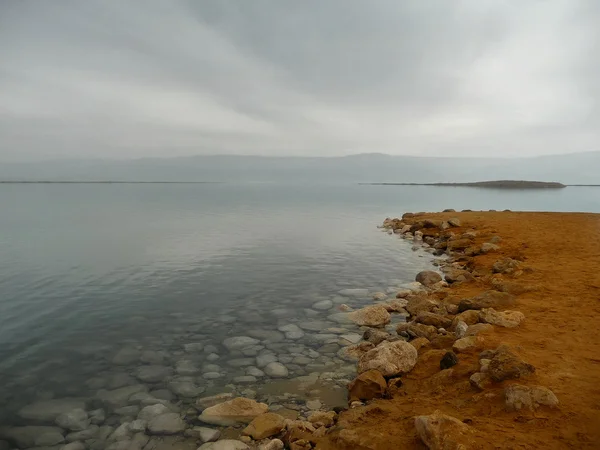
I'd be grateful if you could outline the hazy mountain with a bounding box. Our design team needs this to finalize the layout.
[0,152,598,184]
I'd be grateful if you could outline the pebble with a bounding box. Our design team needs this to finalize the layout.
[264,362,289,378]
[312,300,334,310]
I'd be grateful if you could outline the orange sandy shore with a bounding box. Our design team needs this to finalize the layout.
[317,211,600,449]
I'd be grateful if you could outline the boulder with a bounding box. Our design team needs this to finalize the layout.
[447,218,461,227]
[348,370,387,402]
[406,296,443,316]
[447,239,472,252]
[457,291,515,312]
[198,440,250,450]
[479,309,525,328]
[18,398,87,423]
[488,346,535,382]
[452,310,480,327]
[440,352,459,370]
[199,398,269,426]
[452,336,484,353]
[504,385,559,411]
[409,337,430,351]
[242,413,285,440]
[443,268,475,284]
[414,410,473,450]
[416,312,452,329]
[146,413,185,435]
[357,340,418,377]
[397,322,439,341]
[348,305,391,327]
[416,271,442,287]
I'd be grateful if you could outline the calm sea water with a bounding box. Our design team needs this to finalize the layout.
[0,183,598,429]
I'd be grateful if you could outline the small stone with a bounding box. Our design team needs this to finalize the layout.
[175,359,200,375]
[448,218,461,227]
[223,336,260,351]
[146,413,185,435]
[88,409,106,425]
[242,413,285,440]
[312,300,333,310]
[129,419,146,432]
[480,243,500,254]
[35,430,65,446]
[197,440,250,450]
[62,442,86,450]
[465,323,494,337]
[138,404,170,421]
[488,346,535,382]
[470,372,492,390]
[198,397,269,426]
[190,426,221,443]
[18,398,87,422]
[363,328,390,346]
[305,400,322,410]
[372,292,387,301]
[112,347,141,365]
[348,305,391,327]
[440,352,459,370]
[409,337,430,351]
[65,426,99,442]
[114,405,139,416]
[135,365,172,383]
[183,342,204,352]
[258,439,284,450]
[454,320,468,338]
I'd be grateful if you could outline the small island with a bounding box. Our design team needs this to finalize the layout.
[362,180,567,189]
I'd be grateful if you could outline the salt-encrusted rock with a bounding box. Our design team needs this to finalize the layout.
[348,305,391,327]
[488,346,535,382]
[416,311,452,329]
[465,323,494,337]
[479,309,525,328]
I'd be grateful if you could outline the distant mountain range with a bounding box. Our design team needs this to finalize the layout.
[0,152,598,184]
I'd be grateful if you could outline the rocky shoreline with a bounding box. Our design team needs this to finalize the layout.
[2,210,599,450]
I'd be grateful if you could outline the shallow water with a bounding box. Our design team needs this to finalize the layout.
[0,183,598,433]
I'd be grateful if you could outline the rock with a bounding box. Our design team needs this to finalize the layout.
[443,268,475,284]
[338,288,370,297]
[247,330,286,342]
[168,379,204,398]
[112,347,141,365]
[465,323,494,337]
[504,385,559,411]
[65,426,99,442]
[363,328,390,346]
[457,291,515,312]
[308,411,336,428]
[175,359,200,375]
[189,426,221,443]
[129,420,146,432]
[447,238,472,252]
[454,321,468,338]
[35,430,65,446]
[258,439,284,450]
[255,353,279,368]
[414,410,473,450]
[452,336,484,353]
[348,370,387,402]
[55,409,89,431]
[488,346,535,382]
[198,440,249,450]
[242,413,285,440]
[372,292,387,301]
[223,336,260,351]
[440,352,459,370]
[337,342,375,362]
[397,322,439,341]
[135,365,173,383]
[140,350,166,364]
[448,218,461,227]
[469,372,492,390]
[416,312,452,329]
[357,340,418,377]
[312,300,333,310]
[264,362,289,378]
[96,385,148,409]
[196,393,235,410]
[114,404,139,416]
[62,442,86,450]
[405,296,443,316]
[348,305,391,327]
[18,398,87,423]
[278,324,305,340]
[199,398,269,426]
[452,310,480,327]
[305,400,322,410]
[410,337,430,351]
[183,342,204,352]
[138,404,170,421]
[479,309,525,328]
[416,271,442,287]
[340,333,362,344]
[88,409,105,425]
[381,299,408,313]
[492,258,521,274]
[480,243,500,254]
[109,423,132,441]
[0,426,64,448]
[146,413,185,435]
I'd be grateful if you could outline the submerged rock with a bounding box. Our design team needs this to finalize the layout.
[264,362,289,378]
[223,336,260,351]
[55,408,90,431]
[135,365,173,383]
[198,440,250,450]
[18,398,87,423]
[146,413,185,435]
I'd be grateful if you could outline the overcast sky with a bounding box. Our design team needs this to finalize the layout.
[0,1,598,161]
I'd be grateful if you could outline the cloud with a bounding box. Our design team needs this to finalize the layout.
[0,0,598,160]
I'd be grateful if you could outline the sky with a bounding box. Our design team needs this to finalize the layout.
[0,0,598,161]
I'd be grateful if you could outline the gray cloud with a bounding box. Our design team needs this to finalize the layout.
[0,0,598,161]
